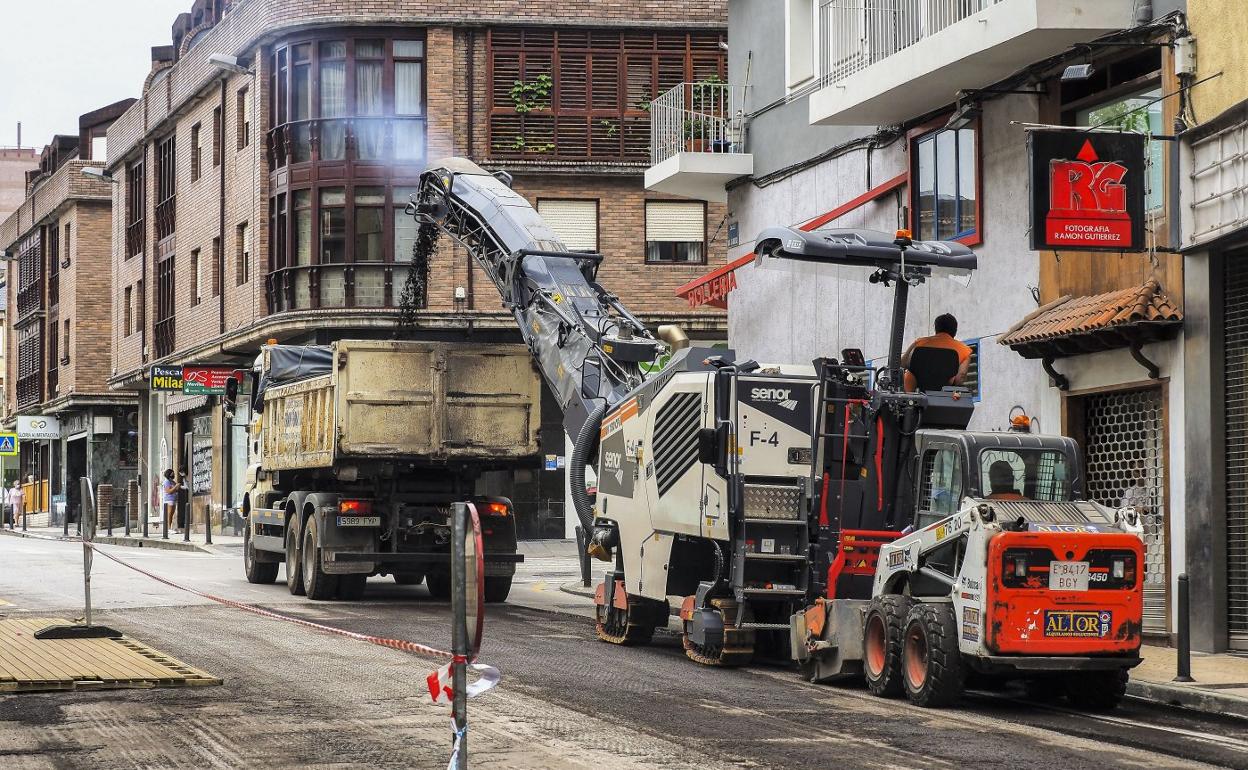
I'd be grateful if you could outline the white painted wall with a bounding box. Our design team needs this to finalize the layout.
[728,94,1048,433]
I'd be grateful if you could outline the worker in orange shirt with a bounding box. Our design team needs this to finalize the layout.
[901,313,972,393]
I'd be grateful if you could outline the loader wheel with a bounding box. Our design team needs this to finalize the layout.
[336,574,367,601]
[244,525,279,584]
[285,517,305,596]
[863,594,911,698]
[301,516,339,600]
[1064,668,1128,712]
[901,602,964,708]
[426,571,452,600]
[483,576,513,603]
[393,572,424,586]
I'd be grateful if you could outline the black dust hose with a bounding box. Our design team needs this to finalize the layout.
[570,401,608,533]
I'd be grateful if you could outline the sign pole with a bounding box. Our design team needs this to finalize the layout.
[451,501,469,770]
[34,478,119,640]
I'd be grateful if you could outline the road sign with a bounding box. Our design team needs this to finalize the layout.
[182,366,241,395]
[0,434,17,456]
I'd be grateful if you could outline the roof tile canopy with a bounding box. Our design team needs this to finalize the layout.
[999,280,1182,359]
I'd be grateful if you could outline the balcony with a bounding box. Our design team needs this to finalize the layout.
[809,0,1136,126]
[644,82,753,203]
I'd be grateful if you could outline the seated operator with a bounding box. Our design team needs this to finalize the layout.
[985,460,1026,501]
[900,313,972,393]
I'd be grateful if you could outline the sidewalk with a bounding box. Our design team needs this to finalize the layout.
[0,522,243,553]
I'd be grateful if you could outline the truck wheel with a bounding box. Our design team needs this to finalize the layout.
[393,572,424,586]
[337,574,367,601]
[901,602,964,707]
[285,517,305,596]
[863,594,912,698]
[426,572,451,600]
[483,576,512,603]
[1064,668,1128,712]
[244,526,279,584]
[301,516,339,600]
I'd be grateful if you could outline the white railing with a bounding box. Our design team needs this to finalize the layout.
[651,81,749,166]
[818,0,1006,87]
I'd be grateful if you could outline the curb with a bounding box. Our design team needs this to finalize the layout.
[0,528,75,543]
[0,527,214,554]
[559,580,595,599]
[1128,678,1248,720]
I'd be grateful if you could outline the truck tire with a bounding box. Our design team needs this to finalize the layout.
[1064,668,1128,712]
[285,517,305,596]
[483,576,512,603]
[426,571,451,600]
[901,602,964,708]
[393,572,424,586]
[337,574,367,601]
[244,526,279,584]
[863,594,912,698]
[301,516,339,600]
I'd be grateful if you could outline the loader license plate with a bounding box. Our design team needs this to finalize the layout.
[1049,560,1089,591]
[337,516,381,527]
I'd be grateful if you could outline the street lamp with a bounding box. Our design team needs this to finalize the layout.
[208,53,252,76]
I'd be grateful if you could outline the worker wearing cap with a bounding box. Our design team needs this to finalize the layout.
[901,313,972,393]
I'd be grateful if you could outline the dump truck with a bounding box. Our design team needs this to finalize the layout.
[241,339,537,601]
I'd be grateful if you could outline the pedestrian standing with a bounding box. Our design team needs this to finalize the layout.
[161,469,183,534]
[7,481,24,528]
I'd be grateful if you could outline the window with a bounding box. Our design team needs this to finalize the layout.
[236,222,250,285]
[63,222,70,266]
[136,279,145,335]
[212,237,222,296]
[319,41,347,160]
[125,157,145,258]
[978,449,1072,502]
[46,222,59,307]
[918,447,963,526]
[191,122,202,182]
[1076,89,1164,212]
[124,285,133,336]
[213,106,222,166]
[354,187,384,261]
[91,133,107,162]
[911,124,979,243]
[537,199,599,251]
[155,255,176,359]
[645,201,705,263]
[62,319,70,364]
[393,187,418,264]
[190,248,202,304]
[488,29,724,161]
[785,0,816,90]
[319,188,346,263]
[237,87,251,149]
[155,133,177,240]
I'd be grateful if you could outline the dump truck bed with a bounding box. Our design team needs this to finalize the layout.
[260,340,540,470]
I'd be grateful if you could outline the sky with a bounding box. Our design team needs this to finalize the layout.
[0,0,192,149]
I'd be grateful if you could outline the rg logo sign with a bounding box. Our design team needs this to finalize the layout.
[1045,140,1132,247]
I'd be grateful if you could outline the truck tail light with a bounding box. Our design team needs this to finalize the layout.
[483,501,510,517]
[339,499,373,515]
[1008,557,1027,577]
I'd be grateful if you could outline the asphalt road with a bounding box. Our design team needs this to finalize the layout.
[1,535,1246,769]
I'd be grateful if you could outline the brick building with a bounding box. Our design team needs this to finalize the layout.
[0,101,139,527]
[105,0,729,537]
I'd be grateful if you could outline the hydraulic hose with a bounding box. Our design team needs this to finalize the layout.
[570,401,608,533]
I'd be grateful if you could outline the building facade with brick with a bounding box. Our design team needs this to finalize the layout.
[0,101,138,528]
[105,0,729,538]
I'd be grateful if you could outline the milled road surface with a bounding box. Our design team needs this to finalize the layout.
[1,535,1245,769]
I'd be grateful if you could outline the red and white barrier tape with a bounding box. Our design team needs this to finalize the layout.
[84,542,500,708]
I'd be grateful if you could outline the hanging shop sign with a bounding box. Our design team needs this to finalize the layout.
[1028,129,1147,252]
[150,365,185,391]
[191,434,214,496]
[182,366,243,395]
[17,415,61,440]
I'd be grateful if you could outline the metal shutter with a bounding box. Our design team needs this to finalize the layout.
[1081,387,1168,634]
[1225,253,1248,643]
[646,202,704,242]
[537,200,598,251]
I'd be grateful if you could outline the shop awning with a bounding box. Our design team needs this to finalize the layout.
[999,279,1183,360]
[166,394,210,418]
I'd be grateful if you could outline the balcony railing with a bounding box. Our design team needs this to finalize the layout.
[818,0,1005,87]
[651,81,749,166]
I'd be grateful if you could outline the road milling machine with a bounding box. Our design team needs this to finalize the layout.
[410,158,1145,709]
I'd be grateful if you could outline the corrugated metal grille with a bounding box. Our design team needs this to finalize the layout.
[1081,387,1167,634]
[536,199,598,251]
[1224,255,1248,639]
[653,392,701,497]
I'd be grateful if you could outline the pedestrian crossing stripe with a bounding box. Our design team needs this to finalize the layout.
[0,434,16,456]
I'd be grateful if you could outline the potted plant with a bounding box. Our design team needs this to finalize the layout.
[683,117,710,152]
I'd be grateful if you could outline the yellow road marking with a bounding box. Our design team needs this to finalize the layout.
[0,599,13,607]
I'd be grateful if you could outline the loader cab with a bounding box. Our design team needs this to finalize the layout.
[912,432,1084,529]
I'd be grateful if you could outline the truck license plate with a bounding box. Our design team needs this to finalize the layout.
[1049,560,1089,591]
[337,516,381,527]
